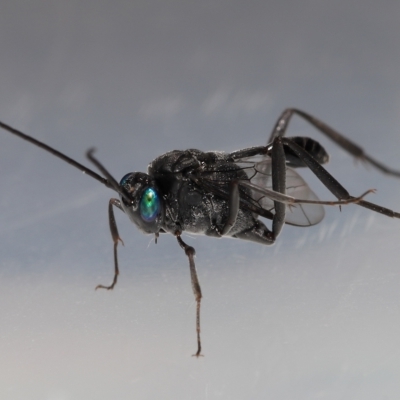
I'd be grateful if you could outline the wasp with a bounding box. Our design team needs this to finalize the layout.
[2,108,399,356]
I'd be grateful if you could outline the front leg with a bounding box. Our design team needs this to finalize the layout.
[96,198,125,290]
[176,234,203,357]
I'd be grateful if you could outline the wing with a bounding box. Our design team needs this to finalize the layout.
[234,154,325,226]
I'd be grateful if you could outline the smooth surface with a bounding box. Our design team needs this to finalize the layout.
[1,1,400,399]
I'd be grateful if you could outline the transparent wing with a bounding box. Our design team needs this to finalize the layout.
[236,155,325,226]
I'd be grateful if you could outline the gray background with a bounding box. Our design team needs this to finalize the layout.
[1,1,400,399]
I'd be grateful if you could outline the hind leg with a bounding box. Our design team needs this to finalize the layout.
[233,219,275,245]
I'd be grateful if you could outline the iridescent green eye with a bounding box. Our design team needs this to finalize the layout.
[140,188,160,222]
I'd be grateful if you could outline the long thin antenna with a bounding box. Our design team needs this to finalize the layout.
[0,120,115,191]
[87,148,133,204]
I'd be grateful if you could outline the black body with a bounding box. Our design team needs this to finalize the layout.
[148,149,270,240]
[2,108,400,357]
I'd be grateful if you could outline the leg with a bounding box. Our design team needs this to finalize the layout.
[233,138,286,244]
[233,219,275,245]
[96,198,125,290]
[271,137,286,238]
[236,138,373,211]
[221,181,240,235]
[216,173,284,237]
[268,108,400,178]
[176,234,203,357]
[281,138,400,218]
[263,137,372,234]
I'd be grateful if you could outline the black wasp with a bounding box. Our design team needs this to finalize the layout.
[2,108,400,357]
